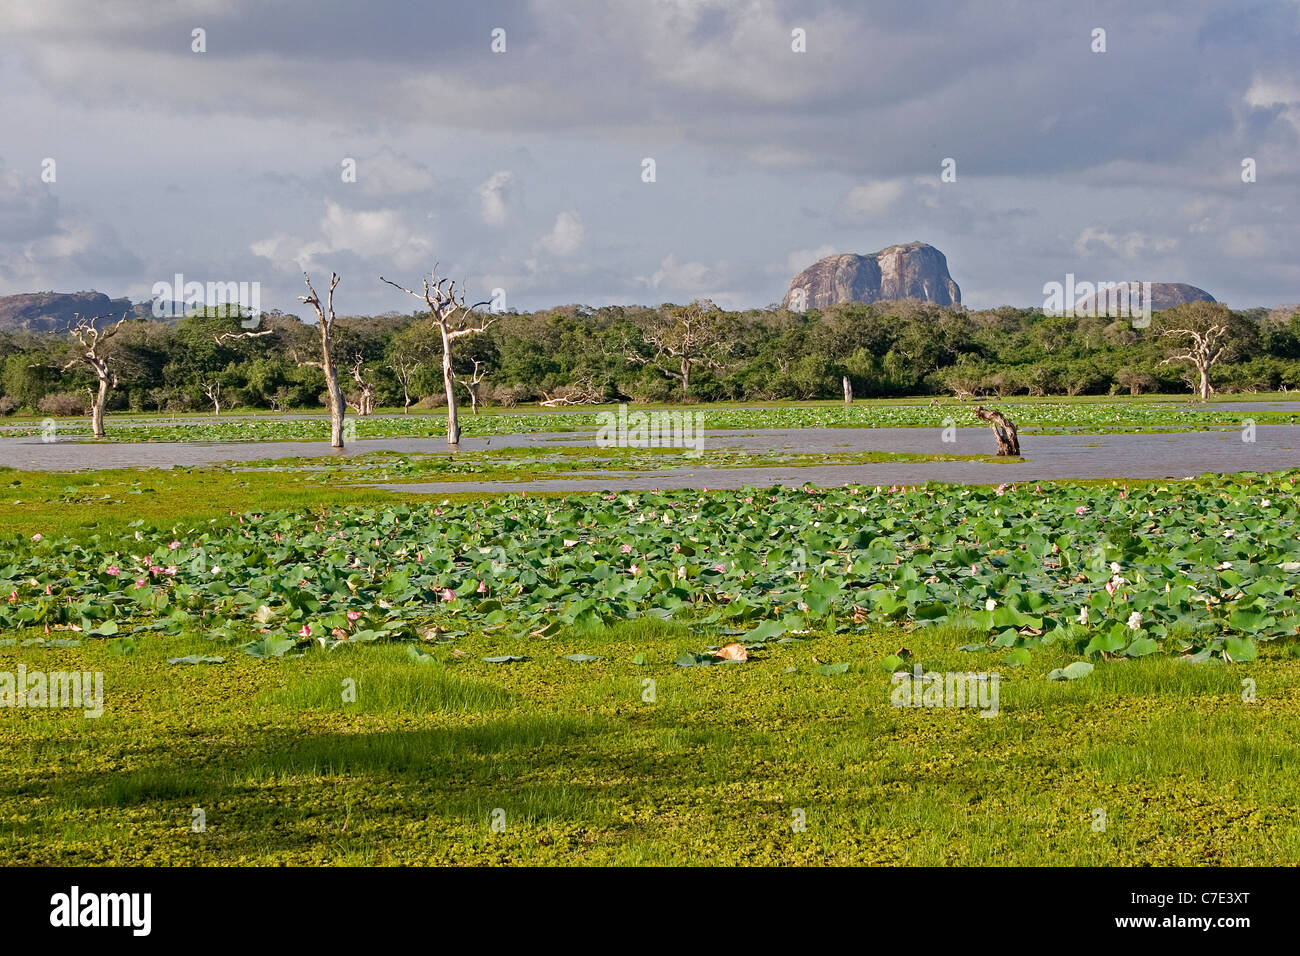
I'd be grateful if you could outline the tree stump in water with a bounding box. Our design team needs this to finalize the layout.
[975,406,1021,456]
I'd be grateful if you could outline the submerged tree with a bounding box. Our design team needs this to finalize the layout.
[381,267,493,448]
[65,313,128,438]
[296,272,347,448]
[975,405,1021,456]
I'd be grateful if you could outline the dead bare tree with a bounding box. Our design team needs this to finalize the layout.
[346,353,376,417]
[214,328,274,346]
[65,313,128,438]
[202,381,222,416]
[381,267,492,448]
[625,300,731,397]
[297,272,347,448]
[975,406,1021,456]
[1159,324,1226,402]
[390,356,421,414]
[454,358,487,415]
[538,373,604,407]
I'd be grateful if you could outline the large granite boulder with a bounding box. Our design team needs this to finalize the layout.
[1074,282,1215,315]
[782,242,960,311]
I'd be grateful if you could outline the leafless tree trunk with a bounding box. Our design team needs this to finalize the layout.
[842,375,853,404]
[454,358,487,415]
[65,313,127,439]
[203,381,221,416]
[975,406,1021,456]
[298,272,346,448]
[391,358,420,413]
[381,267,493,449]
[625,300,731,398]
[1159,323,1225,402]
[539,374,604,407]
[346,354,375,416]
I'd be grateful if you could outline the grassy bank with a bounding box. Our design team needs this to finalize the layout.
[2,620,1298,865]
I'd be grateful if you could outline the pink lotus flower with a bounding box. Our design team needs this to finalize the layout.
[298,624,312,637]
[30,533,41,542]
[630,564,641,576]
[476,580,487,594]
[441,588,456,602]
[164,566,178,576]
[1075,506,1090,515]
[106,566,120,577]
[1105,579,1118,597]
[712,564,726,572]
[346,611,362,622]
[7,592,15,603]
[149,565,163,574]
[621,544,633,553]
[168,540,181,550]
[134,579,146,589]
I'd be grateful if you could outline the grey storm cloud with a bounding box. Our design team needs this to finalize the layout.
[0,0,1295,312]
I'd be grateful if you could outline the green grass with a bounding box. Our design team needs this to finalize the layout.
[3,450,1298,865]
[3,619,1299,864]
[0,465,471,538]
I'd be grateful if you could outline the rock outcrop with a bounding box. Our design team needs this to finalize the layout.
[0,291,136,332]
[782,242,960,311]
[1074,282,1215,315]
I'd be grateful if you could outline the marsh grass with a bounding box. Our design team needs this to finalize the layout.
[2,615,1299,865]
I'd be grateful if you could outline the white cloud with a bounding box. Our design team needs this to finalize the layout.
[842,180,904,217]
[251,200,432,273]
[478,171,514,226]
[358,148,434,197]
[1245,74,1300,133]
[534,210,584,257]
[768,243,837,276]
[646,254,724,292]
[1073,226,1177,259]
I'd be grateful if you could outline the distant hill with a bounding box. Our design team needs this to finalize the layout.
[1074,282,1215,314]
[0,291,141,332]
[782,242,961,310]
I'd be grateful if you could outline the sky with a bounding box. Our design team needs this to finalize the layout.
[0,0,1297,317]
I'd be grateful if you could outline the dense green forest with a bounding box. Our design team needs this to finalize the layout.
[2,298,1299,415]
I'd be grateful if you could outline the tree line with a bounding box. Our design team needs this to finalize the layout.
[3,292,1299,423]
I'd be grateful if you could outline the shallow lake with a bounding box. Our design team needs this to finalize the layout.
[4,425,1296,490]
